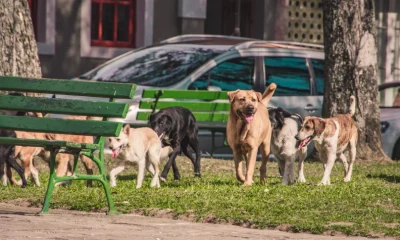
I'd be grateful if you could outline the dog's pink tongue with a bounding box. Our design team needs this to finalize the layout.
[245,115,254,123]
[112,148,120,158]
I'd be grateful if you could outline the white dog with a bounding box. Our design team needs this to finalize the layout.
[108,125,172,188]
[268,107,307,185]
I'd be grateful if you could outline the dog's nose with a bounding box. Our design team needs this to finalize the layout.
[109,146,113,150]
[294,135,300,141]
[247,105,254,113]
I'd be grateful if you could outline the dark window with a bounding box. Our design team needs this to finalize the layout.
[311,59,324,95]
[27,0,38,40]
[264,57,311,96]
[79,45,225,87]
[189,57,255,91]
[91,0,135,48]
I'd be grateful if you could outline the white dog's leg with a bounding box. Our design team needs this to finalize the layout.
[136,160,146,189]
[344,138,356,182]
[110,165,125,187]
[146,161,155,176]
[319,151,336,185]
[30,162,40,186]
[297,147,307,183]
[147,149,161,188]
[338,153,349,177]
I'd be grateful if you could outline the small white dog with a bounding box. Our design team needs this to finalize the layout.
[268,107,307,185]
[108,125,172,188]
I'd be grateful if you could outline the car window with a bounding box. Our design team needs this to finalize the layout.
[264,57,311,96]
[79,44,227,87]
[311,59,325,95]
[188,57,255,91]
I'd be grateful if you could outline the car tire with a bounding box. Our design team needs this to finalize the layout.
[391,138,400,160]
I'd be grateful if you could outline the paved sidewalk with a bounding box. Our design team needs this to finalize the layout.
[0,203,393,240]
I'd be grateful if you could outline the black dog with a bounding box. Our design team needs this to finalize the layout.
[149,106,201,181]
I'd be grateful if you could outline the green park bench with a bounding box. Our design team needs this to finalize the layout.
[136,89,230,156]
[0,76,136,214]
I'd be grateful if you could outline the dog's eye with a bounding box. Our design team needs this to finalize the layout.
[252,98,256,102]
[239,98,245,102]
[117,138,120,142]
[305,126,310,130]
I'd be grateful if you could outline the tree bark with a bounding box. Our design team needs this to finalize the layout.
[322,0,389,161]
[0,0,42,96]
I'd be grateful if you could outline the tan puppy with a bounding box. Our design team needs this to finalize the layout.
[296,96,358,185]
[108,125,173,188]
[226,83,277,186]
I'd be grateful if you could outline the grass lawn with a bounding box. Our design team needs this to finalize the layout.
[1,155,400,238]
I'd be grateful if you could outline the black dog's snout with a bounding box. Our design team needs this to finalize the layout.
[246,105,254,113]
[295,135,300,141]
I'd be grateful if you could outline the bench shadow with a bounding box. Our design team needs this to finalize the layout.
[367,174,400,183]
[0,210,35,216]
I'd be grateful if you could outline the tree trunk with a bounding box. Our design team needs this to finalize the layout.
[0,0,42,96]
[322,0,389,161]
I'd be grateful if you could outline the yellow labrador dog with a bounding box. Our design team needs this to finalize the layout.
[108,125,172,188]
[226,83,277,186]
[295,96,358,185]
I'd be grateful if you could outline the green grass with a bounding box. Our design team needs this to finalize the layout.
[1,156,400,238]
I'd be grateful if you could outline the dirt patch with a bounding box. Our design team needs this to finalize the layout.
[1,203,388,240]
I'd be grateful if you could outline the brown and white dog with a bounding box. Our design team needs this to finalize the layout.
[226,83,277,186]
[295,96,358,185]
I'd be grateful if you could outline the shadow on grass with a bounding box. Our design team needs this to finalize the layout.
[367,174,400,183]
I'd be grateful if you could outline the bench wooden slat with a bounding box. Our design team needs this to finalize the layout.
[0,95,129,118]
[137,111,229,122]
[0,115,123,136]
[139,100,230,111]
[0,137,99,150]
[142,89,229,100]
[0,76,136,99]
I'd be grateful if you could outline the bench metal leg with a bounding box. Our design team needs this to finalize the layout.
[40,149,118,215]
[40,150,58,214]
[86,152,119,215]
[211,131,215,158]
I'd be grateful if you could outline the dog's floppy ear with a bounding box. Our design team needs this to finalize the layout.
[122,124,131,135]
[313,118,326,136]
[227,90,240,103]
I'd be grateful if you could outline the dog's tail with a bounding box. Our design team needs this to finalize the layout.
[160,146,173,160]
[261,83,277,106]
[349,95,356,116]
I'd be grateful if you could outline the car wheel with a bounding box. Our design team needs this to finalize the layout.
[391,138,400,160]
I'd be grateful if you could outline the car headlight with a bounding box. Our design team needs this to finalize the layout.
[380,121,390,133]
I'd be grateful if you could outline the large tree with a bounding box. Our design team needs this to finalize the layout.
[322,0,389,160]
[0,0,42,96]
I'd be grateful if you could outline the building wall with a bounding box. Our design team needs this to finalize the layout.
[152,0,180,43]
[39,0,103,79]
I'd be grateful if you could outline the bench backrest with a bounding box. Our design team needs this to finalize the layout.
[137,89,230,123]
[0,76,136,137]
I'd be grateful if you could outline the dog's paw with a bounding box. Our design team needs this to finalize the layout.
[317,181,330,186]
[160,176,167,182]
[194,172,201,178]
[297,177,307,183]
